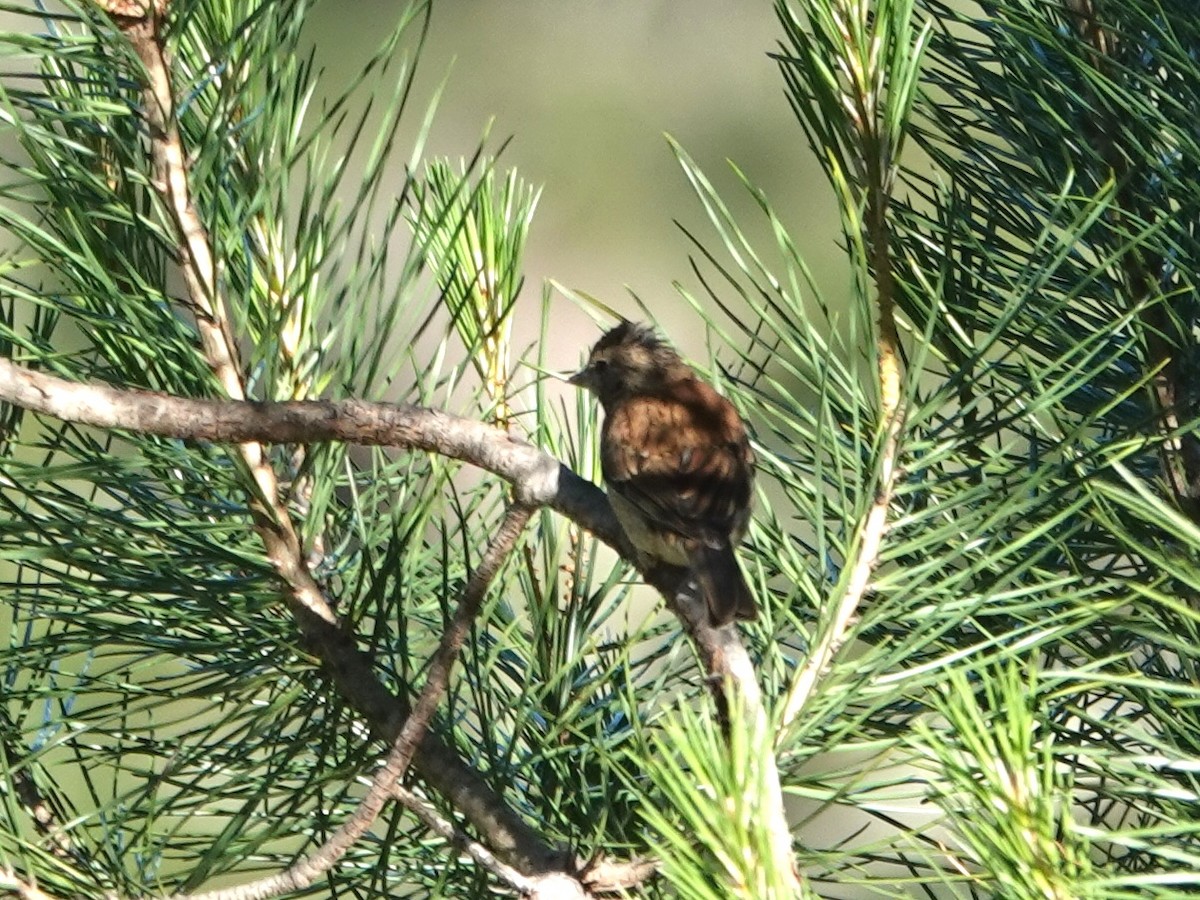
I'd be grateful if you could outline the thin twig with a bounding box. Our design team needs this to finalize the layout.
[0,871,56,900]
[2,736,72,860]
[180,506,534,900]
[776,269,904,736]
[122,11,244,401]
[776,417,902,735]
[118,0,334,630]
[394,786,539,895]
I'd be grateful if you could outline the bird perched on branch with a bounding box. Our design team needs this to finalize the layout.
[569,321,756,625]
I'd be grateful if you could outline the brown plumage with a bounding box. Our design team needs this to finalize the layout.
[569,321,756,625]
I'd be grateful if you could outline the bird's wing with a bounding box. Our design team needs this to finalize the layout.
[601,379,753,545]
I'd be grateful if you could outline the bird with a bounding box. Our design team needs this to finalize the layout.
[568,321,756,625]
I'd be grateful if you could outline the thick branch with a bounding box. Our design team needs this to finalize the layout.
[0,357,597,529]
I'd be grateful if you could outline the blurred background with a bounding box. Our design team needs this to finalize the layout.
[306,0,849,369]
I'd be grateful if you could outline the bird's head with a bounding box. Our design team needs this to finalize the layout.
[568,321,684,407]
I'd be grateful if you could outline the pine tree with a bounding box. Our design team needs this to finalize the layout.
[0,1,1197,898]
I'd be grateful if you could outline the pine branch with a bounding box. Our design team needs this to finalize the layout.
[0,352,758,890]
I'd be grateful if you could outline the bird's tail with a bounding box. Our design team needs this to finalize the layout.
[690,542,757,626]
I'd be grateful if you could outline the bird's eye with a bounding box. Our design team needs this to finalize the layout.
[592,359,609,372]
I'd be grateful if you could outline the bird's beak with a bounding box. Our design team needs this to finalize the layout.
[566,366,591,389]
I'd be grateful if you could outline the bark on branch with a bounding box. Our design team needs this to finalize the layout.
[0,356,601,531]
